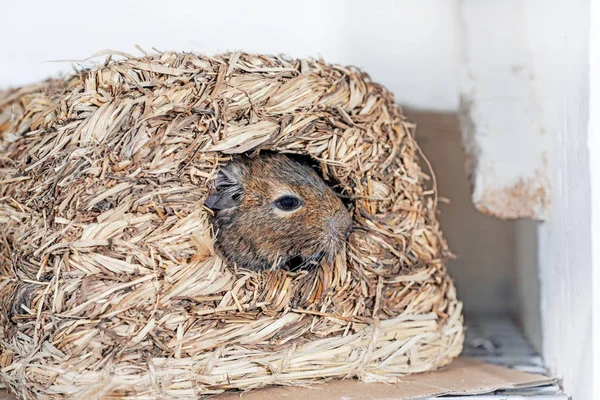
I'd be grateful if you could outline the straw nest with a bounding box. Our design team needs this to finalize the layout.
[0,51,463,399]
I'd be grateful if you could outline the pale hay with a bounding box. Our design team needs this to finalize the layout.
[0,51,463,399]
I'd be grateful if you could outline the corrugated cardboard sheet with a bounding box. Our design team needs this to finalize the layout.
[217,358,556,399]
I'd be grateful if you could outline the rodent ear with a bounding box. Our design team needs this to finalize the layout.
[205,189,242,210]
[214,163,241,189]
[205,163,244,211]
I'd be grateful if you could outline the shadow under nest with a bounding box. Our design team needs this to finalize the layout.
[0,51,463,398]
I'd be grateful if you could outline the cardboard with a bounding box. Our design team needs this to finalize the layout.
[0,358,555,399]
[216,358,556,399]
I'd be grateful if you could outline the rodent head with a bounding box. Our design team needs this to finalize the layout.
[205,153,352,271]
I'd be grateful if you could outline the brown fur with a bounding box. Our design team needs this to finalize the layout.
[205,154,352,271]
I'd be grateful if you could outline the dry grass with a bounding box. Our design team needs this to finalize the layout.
[0,51,463,399]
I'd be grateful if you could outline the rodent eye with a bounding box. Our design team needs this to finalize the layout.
[274,195,302,212]
[231,192,242,202]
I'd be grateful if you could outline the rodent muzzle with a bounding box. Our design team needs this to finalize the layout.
[326,208,353,242]
[317,208,352,265]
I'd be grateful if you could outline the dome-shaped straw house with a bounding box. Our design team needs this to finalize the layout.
[0,51,463,399]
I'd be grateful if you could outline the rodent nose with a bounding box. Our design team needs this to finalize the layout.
[327,209,352,240]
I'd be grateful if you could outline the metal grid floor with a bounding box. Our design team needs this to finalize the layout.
[441,316,566,399]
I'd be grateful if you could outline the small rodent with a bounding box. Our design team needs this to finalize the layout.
[205,153,352,271]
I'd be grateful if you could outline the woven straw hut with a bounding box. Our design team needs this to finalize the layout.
[0,51,463,399]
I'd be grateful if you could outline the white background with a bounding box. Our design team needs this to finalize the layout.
[0,0,459,111]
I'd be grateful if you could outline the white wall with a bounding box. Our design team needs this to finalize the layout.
[522,0,594,398]
[0,0,459,111]
[457,0,548,352]
[457,0,596,396]
[589,1,600,398]
[458,0,550,221]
